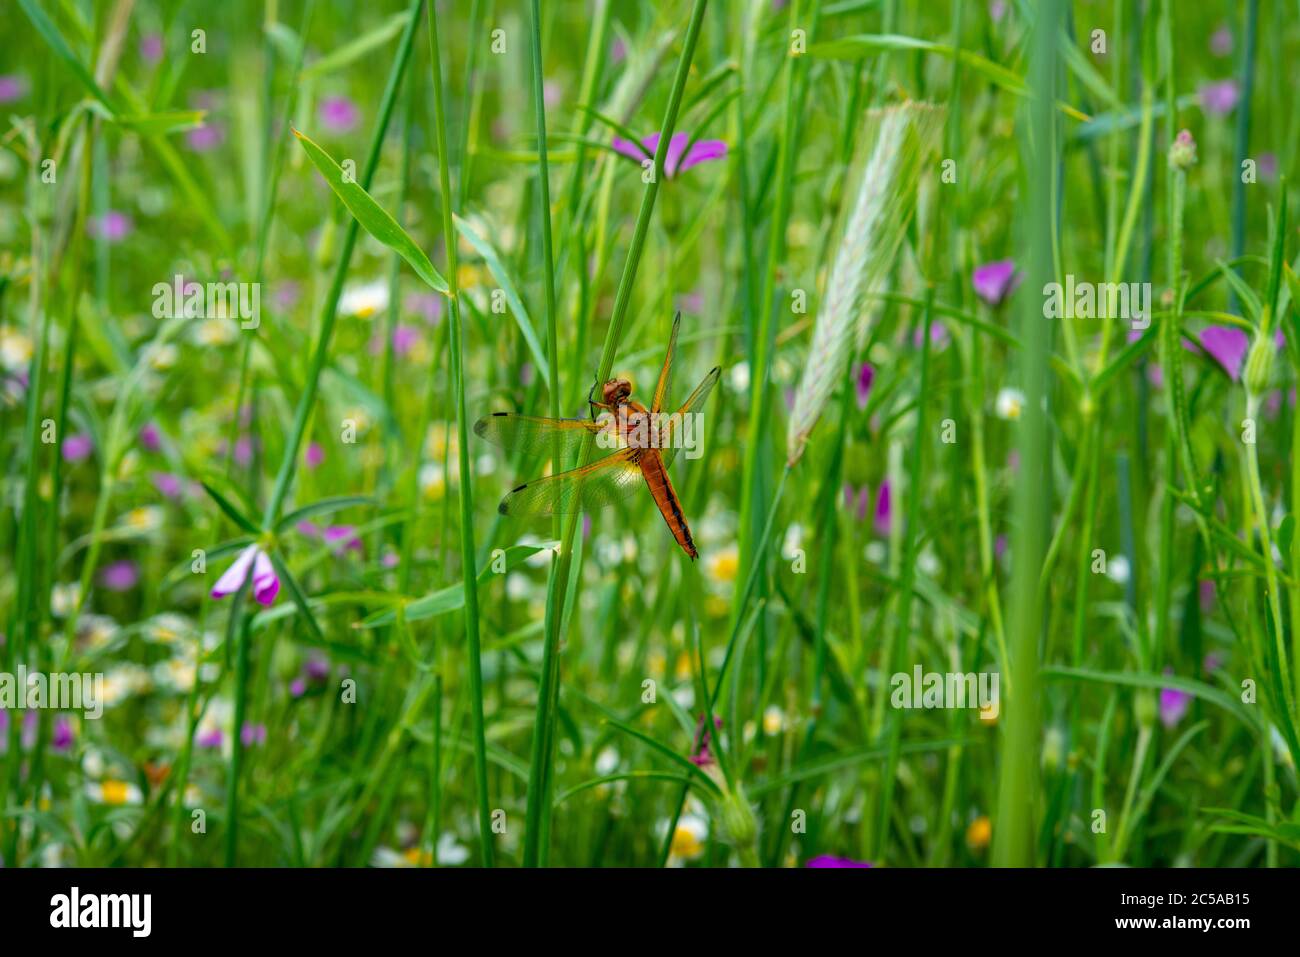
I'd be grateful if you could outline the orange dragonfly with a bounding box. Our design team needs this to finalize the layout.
[474,314,720,560]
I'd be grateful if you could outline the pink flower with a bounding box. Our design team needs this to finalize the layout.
[0,75,28,104]
[304,442,324,469]
[1209,24,1233,58]
[873,481,892,538]
[152,472,184,499]
[324,525,363,555]
[240,722,267,747]
[855,363,875,410]
[843,484,870,522]
[196,727,223,749]
[100,560,140,592]
[1193,325,1249,381]
[972,259,1020,306]
[688,714,722,767]
[63,434,94,463]
[611,132,727,179]
[140,421,162,451]
[404,292,442,325]
[140,34,164,64]
[1159,679,1191,729]
[319,96,360,134]
[52,716,75,751]
[807,855,873,868]
[89,211,133,243]
[211,544,280,606]
[1200,79,1239,116]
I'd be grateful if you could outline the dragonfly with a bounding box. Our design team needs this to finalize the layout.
[474,314,720,560]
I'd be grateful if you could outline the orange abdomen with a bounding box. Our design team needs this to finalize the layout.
[638,450,698,560]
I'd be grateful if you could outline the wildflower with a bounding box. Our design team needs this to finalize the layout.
[304,442,324,469]
[99,560,140,592]
[87,779,142,805]
[140,33,164,64]
[873,480,891,538]
[1200,79,1239,116]
[63,434,94,463]
[0,75,29,103]
[843,483,870,522]
[966,815,992,851]
[210,544,280,606]
[972,259,1020,306]
[1168,129,1197,169]
[762,705,785,736]
[806,854,873,867]
[437,832,470,865]
[319,95,360,134]
[1209,24,1233,57]
[706,545,739,584]
[152,471,184,500]
[1194,325,1249,381]
[995,386,1025,420]
[667,813,709,864]
[1159,674,1191,729]
[89,210,133,243]
[611,132,728,179]
[196,727,223,749]
[323,524,363,555]
[855,362,875,410]
[405,291,442,324]
[688,714,723,767]
[339,280,389,318]
[52,716,74,752]
[140,422,163,451]
[1,327,33,370]
[240,723,267,747]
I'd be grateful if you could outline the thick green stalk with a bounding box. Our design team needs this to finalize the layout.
[427,0,494,867]
[522,0,711,866]
[991,0,1061,867]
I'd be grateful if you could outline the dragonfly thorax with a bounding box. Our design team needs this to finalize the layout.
[601,378,633,405]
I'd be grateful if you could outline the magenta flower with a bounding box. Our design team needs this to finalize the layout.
[688,714,723,767]
[233,434,255,467]
[152,472,184,500]
[873,480,892,538]
[240,722,267,747]
[1159,679,1191,729]
[807,855,873,868]
[100,560,140,592]
[1203,651,1225,673]
[855,363,875,410]
[304,657,330,682]
[323,524,363,555]
[1209,24,1233,57]
[1200,79,1240,116]
[196,727,223,749]
[392,324,420,356]
[1193,325,1249,381]
[140,421,162,452]
[139,34,164,64]
[0,75,28,103]
[89,211,133,243]
[843,483,870,522]
[611,132,727,179]
[186,120,225,152]
[211,544,280,606]
[63,434,94,463]
[304,442,324,469]
[913,320,949,349]
[319,96,360,134]
[290,677,307,698]
[988,0,1008,22]
[52,716,75,752]
[972,259,1020,306]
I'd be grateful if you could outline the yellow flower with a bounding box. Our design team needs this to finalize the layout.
[402,847,433,867]
[762,705,785,736]
[707,546,739,584]
[966,815,992,851]
[89,779,142,805]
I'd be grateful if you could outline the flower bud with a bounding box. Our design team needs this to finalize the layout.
[1134,688,1157,728]
[1168,129,1197,170]
[1244,318,1276,396]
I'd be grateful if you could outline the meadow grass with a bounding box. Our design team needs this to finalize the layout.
[1,0,1299,868]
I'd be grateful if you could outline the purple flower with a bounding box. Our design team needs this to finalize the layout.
[140,421,163,452]
[807,854,873,868]
[988,0,1007,22]
[324,525,363,555]
[233,434,255,467]
[1203,652,1225,673]
[211,544,280,606]
[1209,25,1233,58]
[843,483,870,522]
[1200,80,1240,116]
[63,433,94,463]
[186,120,225,152]
[304,442,324,469]
[100,560,140,592]
[855,363,875,411]
[290,677,307,698]
[611,132,728,179]
[196,727,223,749]
[972,259,1020,306]
[89,211,132,243]
[319,96,360,134]
[913,320,949,350]
[392,324,420,356]
[1193,325,1249,381]
[1159,671,1191,729]
[240,722,267,747]
[688,714,722,767]
[1199,579,1216,613]
[152,471,184,500]
[52,716,75,752]
[873,481,891,538]
[304,657,330,682]
[140,33,164,64]
[0,75,28,103]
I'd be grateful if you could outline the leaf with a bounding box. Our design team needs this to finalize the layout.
[602,719,723,797]
[268,552,325,642]
[199,481,260,534]
[454,214,552,389]
[1041,666,1263,731]
[276,495,374,532]
[292,128,448,294]
[302,12,409,77]
[554,771,693,806]
[17,0,115,110]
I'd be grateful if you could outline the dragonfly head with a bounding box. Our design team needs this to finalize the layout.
[601,378,633,405]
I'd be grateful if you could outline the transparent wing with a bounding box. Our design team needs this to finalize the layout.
[497,450,645,517]
[659,366,721,469]
[652,312,681,414]
[474,412,608,460]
